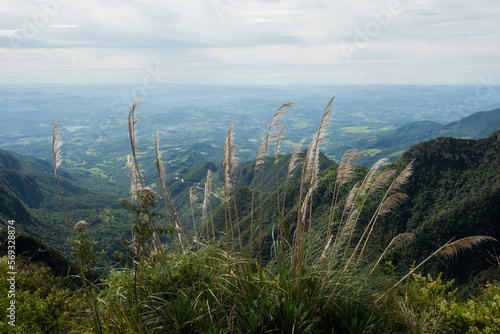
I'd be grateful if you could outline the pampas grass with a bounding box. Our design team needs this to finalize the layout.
[293,97,333,280]
[128,101,145,187]
[190,187,199,250]
[155,131,189,254]
[223,120,243,255]
[52,121,103,334]
[50,97,500,333]
[375,235,497,304]
[439,236,497,260]
[251,102,294,265]
[364,233,416,284]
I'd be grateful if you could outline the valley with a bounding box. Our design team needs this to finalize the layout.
[0,84,499,332]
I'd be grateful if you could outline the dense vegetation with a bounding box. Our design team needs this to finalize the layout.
[0,99,499,333]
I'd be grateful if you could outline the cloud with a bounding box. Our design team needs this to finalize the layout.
[50,24,78,28]
[0,0,499,84]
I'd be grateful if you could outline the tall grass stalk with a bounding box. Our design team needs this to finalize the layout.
[274,125,287,259]
[363,232,415,286]
[155,132,186,254]
[190,187,199,251]
[375,236,497,304]
[127,102,166,257]
[250,102,293,265]
[222,121,236,254]
[52,121,103,334]
[293,97,333,286]
[202,169,215,241]
[50,98,500,333]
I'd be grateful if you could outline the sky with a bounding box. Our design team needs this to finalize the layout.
[0,0,499,85]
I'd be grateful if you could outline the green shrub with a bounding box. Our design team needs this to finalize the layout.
[384,273,456,333]
[0,256,87,332]
[442,282,500,334]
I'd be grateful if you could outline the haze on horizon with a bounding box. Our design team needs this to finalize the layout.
[0,0,499,86]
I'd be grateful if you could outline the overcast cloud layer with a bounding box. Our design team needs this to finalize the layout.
[1,0,499,85]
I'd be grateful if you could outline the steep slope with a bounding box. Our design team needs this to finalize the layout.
[207,134,500,288]
[0,229,77,277]
[0,149,43,226]
[0,149,130,258]
[385,134,500,285]
[0,178,41,228]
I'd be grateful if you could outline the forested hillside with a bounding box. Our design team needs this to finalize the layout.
[385,133,500,289]
[1,103,499,332]
[0,149,130,258]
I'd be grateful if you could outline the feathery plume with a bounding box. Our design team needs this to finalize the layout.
[206,169,212,194]
[128,101,145,187]
[190,186,199,250]
[388,232,416,249]
[321,236,334,260]
[154,132,166,181]
[203,169,213,237]
[52,120,63,175]
[300,188,313,228]
[190,187,198,206]
[341,208,359,241]
[378,192,408,216]
[225,120,238,172]
[127,155,138,195]
[343,182,360,214]
[389,159,415,194]
[439,236,497,260]
[270,102,293,130]
[275,125,287,164]
[286,137,307,178]
[302,97,333,187]
[255,131,274,169]
[301,133,318,186]
[368,169,398,195]
[358,158,388,196]
[202,184,208,222]
[376,235,497,304]
[335,148,357,183]
[128,101,140,150]
[309,141,321,191]
[337,151,367,188]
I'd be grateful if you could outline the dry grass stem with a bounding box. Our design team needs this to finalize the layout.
[375,235,497,304]
[364,233,416,283]
[52,120,63,175]
[439,236,497,260]
[128,101,144,187]
[190,187,199,250]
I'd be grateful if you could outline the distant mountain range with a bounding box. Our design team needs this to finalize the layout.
[354,107,500,166]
